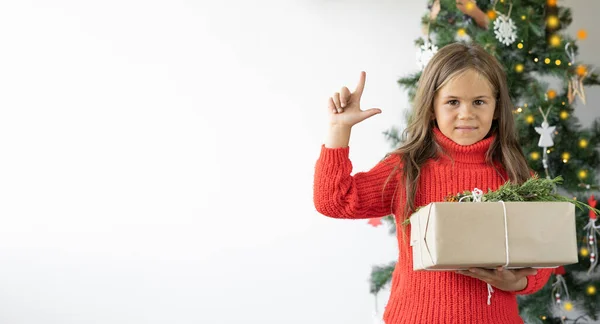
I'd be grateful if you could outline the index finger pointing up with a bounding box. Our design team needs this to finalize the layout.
[354,71,366,98]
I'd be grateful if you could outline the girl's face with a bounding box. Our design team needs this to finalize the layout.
[433,69,497,146]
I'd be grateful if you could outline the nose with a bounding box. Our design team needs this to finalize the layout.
[458,103,475,120]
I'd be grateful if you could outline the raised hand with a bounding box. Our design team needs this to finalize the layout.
[328,71,382,127]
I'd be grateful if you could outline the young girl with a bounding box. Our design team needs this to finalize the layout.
[313,42,552,324]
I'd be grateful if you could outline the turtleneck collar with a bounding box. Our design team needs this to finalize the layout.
[432,127,495,164]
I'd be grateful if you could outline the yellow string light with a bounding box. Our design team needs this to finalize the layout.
[555,59,561,65]
[581,247,590,257]
[564,302,573,311]
[579,139,589,148]
[526,115,535,124]
[562,152,570,163]
[515,64,524,73]
[517,43,524,49]
[534,58,539,63]
[550,34,561,47]
[579,170,588,179]
[521,15,526,20]
[544,58,551,64]
[560,110,569,119]
[546,16,560,29]
[530,152,540,160]
[588,285,597,295]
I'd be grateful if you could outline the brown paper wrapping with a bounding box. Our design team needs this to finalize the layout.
[409,202,579,271]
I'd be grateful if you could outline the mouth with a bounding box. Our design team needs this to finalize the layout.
[455,126,478,130]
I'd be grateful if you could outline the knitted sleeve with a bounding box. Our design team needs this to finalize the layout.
[512,268,553,295]
[313,144,402,219]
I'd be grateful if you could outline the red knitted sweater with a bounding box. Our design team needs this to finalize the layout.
[313,127,552,324]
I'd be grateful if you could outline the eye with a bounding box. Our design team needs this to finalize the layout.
[447,100,459,106]
[474,100,485,106]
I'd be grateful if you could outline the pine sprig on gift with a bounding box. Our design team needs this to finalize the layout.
[402,175,600,227]
[446,175,600,215]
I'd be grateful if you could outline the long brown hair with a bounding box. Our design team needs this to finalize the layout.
[385,42,530,222]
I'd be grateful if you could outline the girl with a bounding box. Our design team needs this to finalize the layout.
[313,42,552,324]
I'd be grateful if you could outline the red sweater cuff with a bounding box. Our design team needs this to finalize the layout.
[512,268,553,295]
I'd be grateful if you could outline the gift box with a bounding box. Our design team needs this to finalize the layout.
[409,201,579,271]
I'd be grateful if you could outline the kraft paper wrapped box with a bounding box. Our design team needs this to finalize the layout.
[409,201,579,271]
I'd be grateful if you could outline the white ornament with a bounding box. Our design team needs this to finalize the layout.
[493,15,517,46]
[416,40,438,70]
[455,31,472,43]
[535,121,556,147]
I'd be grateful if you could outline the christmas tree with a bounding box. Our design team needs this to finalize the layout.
[370,0,600,322]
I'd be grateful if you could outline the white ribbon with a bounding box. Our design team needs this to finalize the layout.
[418,188,509,306]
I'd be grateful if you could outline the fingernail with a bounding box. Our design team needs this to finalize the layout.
[337,109,341,113]
[341,103,345,108]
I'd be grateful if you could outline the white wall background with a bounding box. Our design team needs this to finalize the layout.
[0,1,597,323]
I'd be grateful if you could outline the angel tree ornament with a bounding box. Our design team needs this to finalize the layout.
[535,107,556,179]
[535,120,556,147]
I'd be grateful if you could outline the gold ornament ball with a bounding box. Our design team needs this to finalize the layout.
[576,65,587,76]
[560,110,569,119]
[546,16,560,29]
[588,285,597,295]
[515,64,524,73]
[530,152,540,160]
[457,28,467,37]
[547,89,557,99]
[549,34,561,47]
[487,10,497,20]
[547,0,556,6]
[578,29,588,40]
[579,170,588,179]
[581,247,589,257]
[579,139,588,148]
